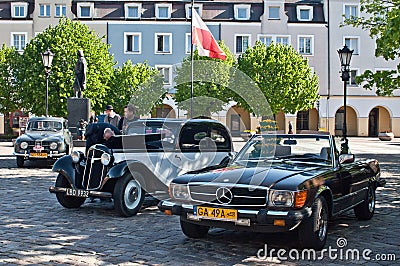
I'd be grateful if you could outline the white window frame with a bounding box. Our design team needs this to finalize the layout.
[55,4,67,17]
[124,32,142,54]
[77,2,94,18]
[268,6,280,20]
[343,4,359,20]
[298,35,314,55]
[297,5,313,21]
[154,33,172,54]
[185,3,202,19]
[155,3,172,19]
[257,34,291,46]
[155,65,173,85]
[235,34,251,54]
[185,33,191,54]
[39,4,51,17]
[344,36,360,55]
[347,69,360,87]
[11,2,28,18]
[234,4,251,20]
[124,3,141,19]
[11,32,28,52]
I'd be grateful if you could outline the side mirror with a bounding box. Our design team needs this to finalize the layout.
[219,151,238,167]
[339,154,355,164]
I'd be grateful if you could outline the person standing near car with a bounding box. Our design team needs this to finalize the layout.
[118,104,139,134]
[84,122,120,153]
[104,105,120,128]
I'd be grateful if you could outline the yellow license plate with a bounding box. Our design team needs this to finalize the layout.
[30,152,48,158]
[195,206,237,221]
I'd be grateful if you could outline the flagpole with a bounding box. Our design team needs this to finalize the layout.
[190,0,194,119]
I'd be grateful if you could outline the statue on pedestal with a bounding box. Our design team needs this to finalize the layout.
[73,50,87,98]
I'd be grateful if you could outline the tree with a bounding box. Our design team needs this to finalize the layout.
[109,60,163,113]
[174,41,235,117]
[0,44,21,114]
[345,0,400,95]
[236,41,319,115]
[14,18,115,117]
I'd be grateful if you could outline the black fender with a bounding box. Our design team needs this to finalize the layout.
[107,161,129,179]
[315,185,334,217]
[52,155,76,187]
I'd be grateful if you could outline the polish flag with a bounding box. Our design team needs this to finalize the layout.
[192,9,226,60]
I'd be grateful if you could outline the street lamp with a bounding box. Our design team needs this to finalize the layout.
[337,44,353,154]
[41,48,54,117]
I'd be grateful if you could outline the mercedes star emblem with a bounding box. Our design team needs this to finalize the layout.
[216,187,233,204]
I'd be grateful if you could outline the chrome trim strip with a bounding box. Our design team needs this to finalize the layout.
[188,182,269,190]
[238,210,258,215]
[162,201,175,207]
[267,211,289,216]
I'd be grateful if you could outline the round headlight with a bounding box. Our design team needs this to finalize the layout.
[20,142,28,149]
[269,190,294,207]
[71,151,81,163]
[101,153,111,166]
[50,142,58,150]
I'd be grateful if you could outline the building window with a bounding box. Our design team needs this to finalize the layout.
[276,36,289,45]
[156,4,171,19]
[297,6,313,21]
[234,4,250,20]
[39,4,50,17]
[258,35,272,46]
[185,4,202,19]
[344,4,358,20]
[11,33,27,51]
[55,4,66,17]
[258,35,290,46]
[156,65,172,85]
[77,3,94,18]
[235,35,250,54]
[155,33,172,54]
[268,6,280,19]
[296,111,309,130]
[298,36,313,55]
[124,32,141,54]
[344,37,359,55]
[11,2,28,18]
[125,3,141,19]
[347,69,359,87]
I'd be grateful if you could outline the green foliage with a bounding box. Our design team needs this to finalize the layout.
[237,41,319,114]
[109,60,162,114]
[345,0,400,95]
[14,18,115,116]
[174,41,235,116]
[0,44,21,114]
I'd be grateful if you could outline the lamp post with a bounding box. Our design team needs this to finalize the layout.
[41,48,54,117]
[337,44,353,154]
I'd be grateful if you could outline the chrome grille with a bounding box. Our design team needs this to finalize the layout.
[188,184,268,207]
[82,148,108,190]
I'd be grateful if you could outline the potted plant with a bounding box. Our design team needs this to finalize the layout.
[378,130,394,141]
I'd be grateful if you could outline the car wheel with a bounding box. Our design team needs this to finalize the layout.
[113,172,145,217]
[16,157,24,168]
[180,217,209,238]
[354,185,375,220]
[55,173,85,208]
[298,196,328,250]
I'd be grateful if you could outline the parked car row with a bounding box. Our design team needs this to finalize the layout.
[14,117,385,250]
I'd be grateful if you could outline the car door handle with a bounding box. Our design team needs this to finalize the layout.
[175,155,181,161]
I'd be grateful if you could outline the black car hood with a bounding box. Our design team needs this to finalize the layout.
[17,131,63,142]
[174,163,328,190]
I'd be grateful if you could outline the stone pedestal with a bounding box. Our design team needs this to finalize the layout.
[67,98,90,139]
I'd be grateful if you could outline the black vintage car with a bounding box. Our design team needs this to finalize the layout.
[14,117,72,167]
[49,118,233,216]
[159,134,385,250]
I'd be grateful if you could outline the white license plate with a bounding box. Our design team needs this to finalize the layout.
[66,188,89,198]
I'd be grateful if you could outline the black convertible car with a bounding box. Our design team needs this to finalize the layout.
[159,133,385,250]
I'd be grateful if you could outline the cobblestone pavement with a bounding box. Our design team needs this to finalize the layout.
[0,138,398,265]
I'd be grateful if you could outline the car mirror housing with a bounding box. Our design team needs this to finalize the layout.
[339,154,355,164]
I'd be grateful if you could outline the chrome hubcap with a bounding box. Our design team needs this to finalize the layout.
[368,188,375,212]
[317,201,327,241]
[124,179,141,209]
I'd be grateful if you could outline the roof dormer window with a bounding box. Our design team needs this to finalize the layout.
[125,3,141,19]
[297,5,313,21]
[77,2,94,18]
[156,3,172,19]
[11,2,28,18]
[234,4,251,20]
[185,4,202,19]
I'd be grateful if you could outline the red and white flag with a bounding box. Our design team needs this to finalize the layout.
[192,9,226,60]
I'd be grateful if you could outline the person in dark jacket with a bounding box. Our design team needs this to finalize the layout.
[84,122,120,152]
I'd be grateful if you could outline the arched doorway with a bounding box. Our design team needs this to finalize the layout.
[151,104,176,118]
[296,109,319,132]
[368,106,391,136]
[226,106,250,136]
[334,106,357,136]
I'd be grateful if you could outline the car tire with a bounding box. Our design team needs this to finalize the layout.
[180,217,209,238]
[55,173,86,208]
[16,157,24,168]
[298,196,328,250]
[113,172,145,217]
[354,185,375,220]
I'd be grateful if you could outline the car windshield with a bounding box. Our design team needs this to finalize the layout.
[27,120,63,131]
[126,121,180,146]
[234,134,333,166]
